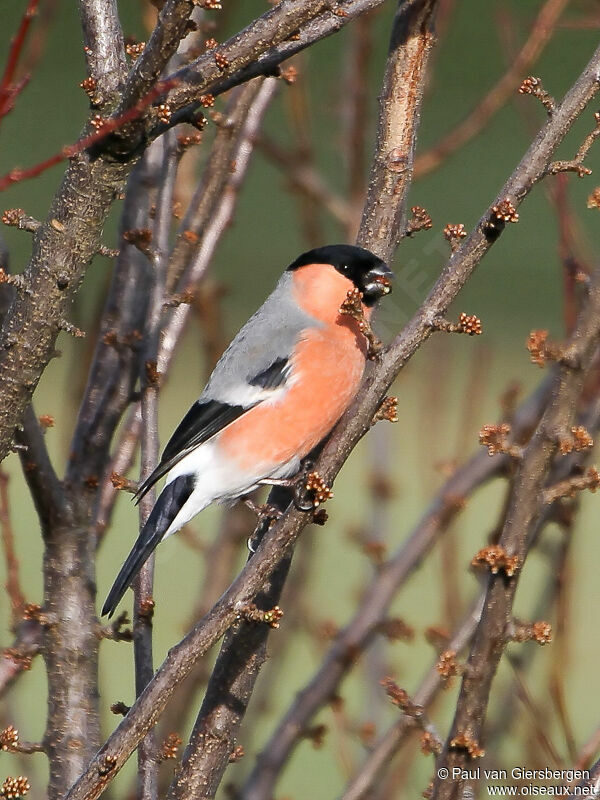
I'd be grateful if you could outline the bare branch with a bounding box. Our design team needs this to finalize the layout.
[163,4,439,795]
[0,0,383,469]
[241,382,550,800]
[431,271,600,800]
[117,0,196,111]
[77,0,127,104]
[358,0,439,258]
[548,110,600,177]
[134,130,179,800]
[163,0,387,121]
[0,153,133,465]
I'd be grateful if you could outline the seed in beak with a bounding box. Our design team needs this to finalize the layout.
[374,274,392,294]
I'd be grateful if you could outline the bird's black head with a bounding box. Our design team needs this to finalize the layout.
[287,244,393,306]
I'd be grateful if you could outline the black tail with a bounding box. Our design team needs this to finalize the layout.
[101,475,195,618]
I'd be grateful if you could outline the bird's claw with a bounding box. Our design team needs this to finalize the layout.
[293,484,317,511]
[243,497,283,521]
[256,463,332,512]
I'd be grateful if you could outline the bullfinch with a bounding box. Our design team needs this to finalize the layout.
[102,244,393,617]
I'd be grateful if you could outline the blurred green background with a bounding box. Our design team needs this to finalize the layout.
[1,1,599,797]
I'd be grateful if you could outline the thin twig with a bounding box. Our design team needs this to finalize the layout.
[0,0,39,122]
[340,597,485,800]
[163,0,388,121]
[134,130,178,800]
[0,77,179,193]
[414,0,569,177]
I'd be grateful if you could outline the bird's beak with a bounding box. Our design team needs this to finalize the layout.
[363,262,394,301]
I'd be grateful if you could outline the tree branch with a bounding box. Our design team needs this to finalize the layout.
[0,152,132,465]
[117,0,196,111]
[431,271,600,800]
[341,596,485,800]
[0,619,43,699]
[60,21,600,800]
[78,0,127,105]
[163,0,387,122]
[358,0,439,256]
[241,380,550,800]
[134,130,178,800]
[0,0,385,469]
[163,3,440,796]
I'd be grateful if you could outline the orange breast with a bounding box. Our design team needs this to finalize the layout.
[218,322,367,473]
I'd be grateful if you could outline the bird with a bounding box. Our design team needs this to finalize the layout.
[102,244,393,617]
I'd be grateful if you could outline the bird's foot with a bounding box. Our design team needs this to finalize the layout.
[243,497,283,521]
[257,462,332,512]
[244,497,282,553]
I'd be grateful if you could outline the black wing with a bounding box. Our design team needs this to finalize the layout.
[248,357,290,389]
[135,399,246,502]
[135,357,292,502]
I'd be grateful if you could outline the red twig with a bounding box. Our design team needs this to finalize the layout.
[0,471,26,624]
[0,77,178,192]
[0,0,39,121]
